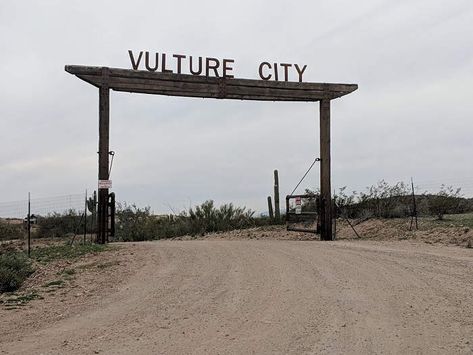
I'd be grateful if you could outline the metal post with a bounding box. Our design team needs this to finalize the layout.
[333,189,337,240]
[109,192,116,240]
[92,191,96,243]
[27,192,31,257]
[97,67,110,244]
[411,177,418,230]
[319,99,333,240]
[84,189,87,244]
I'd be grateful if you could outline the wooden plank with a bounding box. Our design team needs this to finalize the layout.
[109,81,334,101]
[76,71,340,95]
[108,68,357,93]
[67,65,357,92]
[106,76,335,96]
[111,88,319,101]
[77,73,338,101]
[65,65,357,101]
[319,99,332,241]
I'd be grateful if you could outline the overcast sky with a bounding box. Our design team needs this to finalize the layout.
[1,0,472,214]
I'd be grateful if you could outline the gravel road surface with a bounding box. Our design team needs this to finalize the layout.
[1,240,472,354]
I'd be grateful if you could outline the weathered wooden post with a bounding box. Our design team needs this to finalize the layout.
[274,170,280,221]
[97,67,110,244]
[267,196,274,220]
[319,99,332,240]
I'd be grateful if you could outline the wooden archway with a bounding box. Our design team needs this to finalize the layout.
[66,65,357,242]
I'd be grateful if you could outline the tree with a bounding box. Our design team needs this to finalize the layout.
[428,185,462,220]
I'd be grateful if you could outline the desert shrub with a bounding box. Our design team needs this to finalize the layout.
[188,200,255,235]
[0,220,25,241]
[114,204,157,241]
[0,252,34,293]
[331,181,471,220]
[427,185,462,220]
[332,181,411,219]
[356,180,411,218]
[36,210,84,238]
[115,200,257,241]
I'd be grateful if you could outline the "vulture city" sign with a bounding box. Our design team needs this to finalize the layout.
[128,50,308,82]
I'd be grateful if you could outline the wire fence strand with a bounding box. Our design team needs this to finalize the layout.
[0,193,85,219]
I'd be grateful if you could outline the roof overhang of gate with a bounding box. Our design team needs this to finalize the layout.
[65,65,357,102]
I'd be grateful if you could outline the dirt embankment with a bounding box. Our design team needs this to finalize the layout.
[1,237,472,354]
[178,219,473,248]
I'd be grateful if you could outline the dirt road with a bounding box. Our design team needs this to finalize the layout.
[1,240,472,354]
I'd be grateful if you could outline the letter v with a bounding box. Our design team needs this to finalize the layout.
[128,50,143,70]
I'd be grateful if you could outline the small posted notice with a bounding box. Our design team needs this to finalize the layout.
[98,180,112,189]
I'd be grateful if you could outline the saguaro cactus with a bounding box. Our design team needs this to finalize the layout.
[274,170,280,221]
[267,196,274,219]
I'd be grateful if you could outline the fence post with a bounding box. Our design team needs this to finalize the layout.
[92,190,97,243]
[410,177,418,230]
[333,190,337,240]
[84,190,87,244]
[27,192,31,257]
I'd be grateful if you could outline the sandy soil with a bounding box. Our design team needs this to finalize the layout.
[178,219,473,247]
[1,238,472,354]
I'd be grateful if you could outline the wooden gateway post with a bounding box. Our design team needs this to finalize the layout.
[97,68,110,244]
[319,99,332,241]
[65,65,357,241]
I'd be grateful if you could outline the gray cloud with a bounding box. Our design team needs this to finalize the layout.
[1,0,472,213]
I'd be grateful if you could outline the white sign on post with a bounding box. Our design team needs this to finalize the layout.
[98,180,112,189]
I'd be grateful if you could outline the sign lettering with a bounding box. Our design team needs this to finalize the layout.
[128,50,307,82]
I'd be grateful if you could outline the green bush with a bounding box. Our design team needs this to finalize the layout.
[0,220,25,241]
[115,200,258,241]
[427,185,462,220]
[113,204,149,241]
[0,252,34,293]
[333,181,469,220]
[36,210,84,238]
[188,200,255,235]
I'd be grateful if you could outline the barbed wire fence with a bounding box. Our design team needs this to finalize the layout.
[333,176,473,238]
[415,179,473,197]
[0,193,85,219]
[0,192,96,251]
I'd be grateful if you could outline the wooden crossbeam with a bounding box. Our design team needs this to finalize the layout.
[65,65,357,101]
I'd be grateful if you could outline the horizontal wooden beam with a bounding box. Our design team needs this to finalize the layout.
[65,65,357,102]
